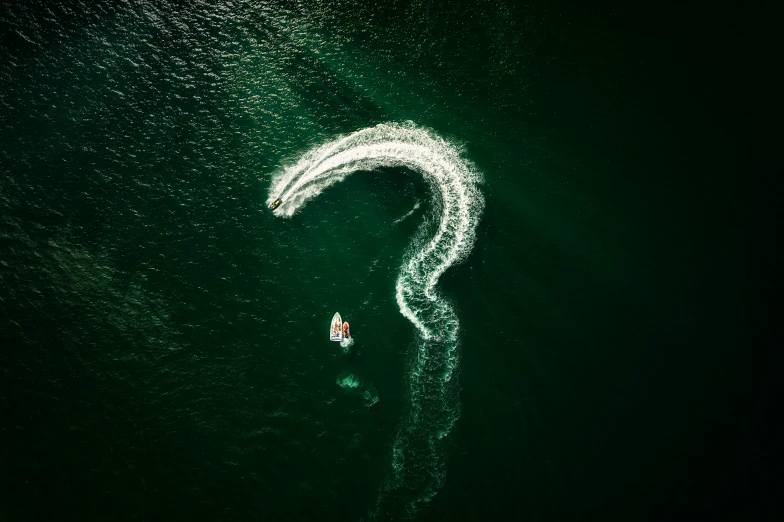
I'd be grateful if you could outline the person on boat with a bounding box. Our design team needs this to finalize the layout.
[343,322,350,338]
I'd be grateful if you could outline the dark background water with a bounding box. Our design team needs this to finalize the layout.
[1,1,757,521]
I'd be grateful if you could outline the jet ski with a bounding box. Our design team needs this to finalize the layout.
[269,198,282,211]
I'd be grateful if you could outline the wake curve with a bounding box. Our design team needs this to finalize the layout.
[268,121,483,518]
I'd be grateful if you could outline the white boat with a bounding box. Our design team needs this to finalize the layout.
[330,312,343,341]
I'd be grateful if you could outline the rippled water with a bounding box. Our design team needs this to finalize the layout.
[2,2,749,521]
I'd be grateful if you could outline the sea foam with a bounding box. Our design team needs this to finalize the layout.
[268,121,483,516]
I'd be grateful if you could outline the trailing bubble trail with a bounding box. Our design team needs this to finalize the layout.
[268,122,483,517]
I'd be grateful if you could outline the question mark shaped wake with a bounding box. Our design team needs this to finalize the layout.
[268,121,483,517]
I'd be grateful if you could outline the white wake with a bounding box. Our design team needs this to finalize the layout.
[268,121,483,517]
[393,201,421,225]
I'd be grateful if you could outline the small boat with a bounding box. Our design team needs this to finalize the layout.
[343,321,350,339]
[269,198,282,211]
[330,312,343,341]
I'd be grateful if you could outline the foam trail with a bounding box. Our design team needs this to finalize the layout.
[268,122,483,519]
[393,201,421,225]
[339,337,354,353]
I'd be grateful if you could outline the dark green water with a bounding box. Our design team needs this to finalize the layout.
[1,1,750,520]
